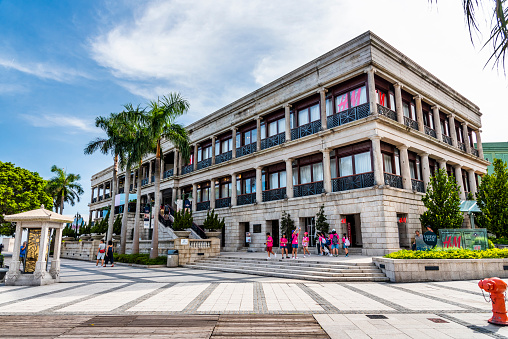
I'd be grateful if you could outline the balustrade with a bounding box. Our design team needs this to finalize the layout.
[404,116,419,130]
[443,135,453,146]
[384,173,403,189]
[236,143,257,158]
[261,133,285,150]
[291,120,321,140]
[458,142,466,152]
[163,169,174,179]
[197,158,212,170]
[215,151,232,164]
[237,193,256,206]
[215,197,231,208]
[332,172,375,192]
[262,187,286,202]
[327,103,370,129]
[377,104,397,121]
[141,178,149,186]
[471,148,479,157]
[411,179,425,193]
[181,164,194,175]
[196,201,210,211]
[424,125,437,138]
[294,181,324,197]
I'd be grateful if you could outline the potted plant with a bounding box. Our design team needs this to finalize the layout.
[203,209,224,238]
[62,225,76,241]
[112,215,122,241]
[173,209,193,238]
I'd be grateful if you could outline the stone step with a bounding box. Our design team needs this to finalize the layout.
[207,256,375,268]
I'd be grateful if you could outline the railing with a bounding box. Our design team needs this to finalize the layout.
[141,178,149,186]
[471,148,479,157]
[191,222,207,239]
[458,142,466,152]
[215,197,231,208]
[262,187,286,202]
[163,169,174,179]
[377,104,397,121]
[159,214,173,228]
[215,151,232,164]
[236,143,257,158]
[237,193,256,206]
[98,196,103,201]
[327,103,370,129]
[411,179,425,193]
[151,175,154,183]
[92,197,97,203]
[425,125,437,138]
[404,116,419,130]
[190,240,211,249]
[443,135,453,146]
[294,181,324,197]
[181,164,194,175]
[105,193,110,199]
[332,172,375,192]
[197,158,212,170]
[261,132,285,150]
[384,173,403,189]
[196,201,210,211]
[119,187,125,193]
[291,120,321,140]
[130,184,133,191]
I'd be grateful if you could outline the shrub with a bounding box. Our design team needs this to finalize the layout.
[113,215,122,235]
[280,211,295,238]
[173,209,193,231]
[113,253,167,265]
[384,248,508,259]
[315,205,329,235]
[202,209,225,230]
[491,237,508,245]
[62,225,76,238]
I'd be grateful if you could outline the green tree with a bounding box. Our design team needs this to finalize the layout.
[203,209,225,230]
[315,205,330,234]
[420,169,464,229]
[477,158,508,237]
[173,209,193,231]
[46,165,84,214]
[0,162,53,236]
[280,211,295,238]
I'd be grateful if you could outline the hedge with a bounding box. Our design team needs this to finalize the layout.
[113,253,167,265]
[384,248,508,259]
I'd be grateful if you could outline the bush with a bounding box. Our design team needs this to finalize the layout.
[384,248,508,259]
[113,253,167,265]
[0,254,4,267]
[91,210,109,234]
[62,225,76,238]
[491,237,508,245]
[173,209,193,231]
[113,215,122,235]
[202,209,225,230]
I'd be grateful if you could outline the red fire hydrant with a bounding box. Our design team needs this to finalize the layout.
[479,277,508,326]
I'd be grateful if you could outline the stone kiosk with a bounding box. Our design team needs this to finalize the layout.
[4,206,73,286]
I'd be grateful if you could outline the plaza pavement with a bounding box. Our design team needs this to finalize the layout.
[1,257,508,338]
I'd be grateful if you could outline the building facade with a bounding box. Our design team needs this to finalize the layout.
[480,142,508,173]
[88,32,488,255]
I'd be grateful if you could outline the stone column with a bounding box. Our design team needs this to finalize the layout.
[438,158,447,170]
[211,137,216,165]
[256,117,261,151]
[102,183,106,200]
[462,122,471,153]
[97,185,101,200]
[89,210,93,223]
[367,67,378,115]
[370,136,384,186]
[210,179,216,209]
[284,104,291,141]
[475,130,484,158]
[231,127,237,158]
[399,145,411,190]
[177,188,182,201]
[394,83,403,124]
[50,227,63,279]
[454,165,465,199]
[36,225,49,275]
[255,167,262,203]
[319,88,327,130]
[322,148,332,193]
[192,183,197,212]
[148,160,152,180]
[193,144,198,170]
[468,169,477,196]
[8,221,22,276]
[231,173,237,206]
[414,95,425,133]
[432,106,443,141]
[448,114,458,147]
[171,187,177,208]
[420,152,430,190]
[178,151,182,176]
[285,159,294,198]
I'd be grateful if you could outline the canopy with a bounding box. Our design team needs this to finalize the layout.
[459,200,482,213]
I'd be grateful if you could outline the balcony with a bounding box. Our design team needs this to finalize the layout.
[411,179,425,193]
[181,164,194,175]
[92,197,97,203]
[327,103,370,129]
[215,197,231,208]
[262,187,286,202]
[291,120,321,140]
[404,116,419,130]
[471,148,479,157]
[384,173,403,189]
[216,151,232,165]
[163,169,174,179]
[261,133,285,150]
[151,175,154,183]
[237,193,256,206]
[377,104,397,121]
[458,142,466,152]
[118,187,125,193]
[141,178,149,186]
[196,201,210,211]
[105,193,110,199]
[294,181,324,198]
[332,172,375,192]
[443,134,453,146]
[129,184,133,191]
[98,196,103,201]
[236,143,257,158]
[424,126,437,139]
[197,158,212,170]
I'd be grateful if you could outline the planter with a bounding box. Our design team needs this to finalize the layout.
[62,237,75,241]
[80,235,91,241]
[205,231,222,238]
[91,233,105,241]
[174,231,191,238]
[112,234,121,242]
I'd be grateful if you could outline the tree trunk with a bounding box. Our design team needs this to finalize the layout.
[60,192,64,214]
[107,154,118,242]
[120,165,131,254]
[150,140,162,259]
[132,162,143,254]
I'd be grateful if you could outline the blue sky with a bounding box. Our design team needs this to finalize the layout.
[1,0,506,220]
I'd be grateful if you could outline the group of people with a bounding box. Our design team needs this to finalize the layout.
[265,228,351,259]
[96,239,115,267]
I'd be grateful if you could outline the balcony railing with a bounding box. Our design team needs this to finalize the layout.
[327,103,370,129]
[215,197,231,208]
[261,133,285,150]
[141,178,149,186]
[105,193,110,199]
[163,169,174,179]
[262,187,286,202]
[118,187,125,194]
[384,173,403,189]
[130,184,134,191]
[411,179,425,193]
[215,151,232,164]
[197,158,212,170]
[424,126,437,138]
[294,181,324,198]
[151,175,154,183]
[92,197,97,203]
[443,135,453,146]
[98,196,103,201]
[404,116,419,130]
[237,193,256,206]
[196,201,210,211]
[377,104,397,121]
[181,164,194,175]
[236,143,257,158]
[332,172,375,192]
[291,120,321,140]
[458,142,466,152]
[471,148,479,157]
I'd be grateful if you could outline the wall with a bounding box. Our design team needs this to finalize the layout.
[173,238,221,266]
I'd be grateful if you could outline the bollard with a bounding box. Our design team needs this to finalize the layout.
[478,277,508,326]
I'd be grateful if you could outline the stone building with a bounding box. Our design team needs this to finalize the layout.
[88,31,488,255]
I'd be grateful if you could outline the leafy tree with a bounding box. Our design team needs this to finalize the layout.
[173,209,193,231]
[420,169,464,229]
[62,225,77,238]
[477,158,508,237]
[315,205,330,234]
[280,211,295,238]
[113,215,122,235]
[46,165,84,214]
[0,162,53,236]
[203,209,225,230]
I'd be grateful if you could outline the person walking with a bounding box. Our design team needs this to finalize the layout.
[265,232,276,259]
[280,234,289,259]
[291,228,300,259]
[342,233,350,257]
[329,229,340,257]
[0,242,4,254]
[317,232,322,255]
[19,241,27,271]
[104,240,115,267]
[302,232,310,258]
[96,239,106,267]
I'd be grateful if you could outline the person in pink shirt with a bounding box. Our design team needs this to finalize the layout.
[265,232,276,259]
[291,228,300,259]
[302,232,310,258]
[280,234,289,259]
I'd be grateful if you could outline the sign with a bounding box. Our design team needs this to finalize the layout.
[143,205,150,229]
[180,239,189,245]
[246,232,251,243]
[184,199,191,210]
[176,199,183,212]
[423,230,438,247]
[439,228,488,250]
[347,222,352,242]
[253,224,261,233]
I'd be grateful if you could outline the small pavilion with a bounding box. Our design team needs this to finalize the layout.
[3,205,73,286]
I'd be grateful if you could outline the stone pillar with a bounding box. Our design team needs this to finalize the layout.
[367,67,378,115]
[448,114,458,147]
[9,221,22,275]
[322,148,332,193]
[468,169,477,196]
[148,160,152,180]
[319,88,327,130]
[432,106,443,141]
[284,104,291,141]
[36,225,49,274]
[438,159,447,170]
[462,122,471,153]
[178,151,182,176]
[171,187,177,208]
[420,152,430,190]
[50,227,63,279]
[89,210,93,223]
[231,128,237,158]
[210,179,216,209]
[193,144,198,170]
[454,165,465,199]
[475,130,484,158]
[414,95,425,133]
[97,185,101,200]
[370,136,384,186]
[192,183,197,212]
[177,188,182,201]
[394,83,403,124]
[102,183,106,200]
[211,137,216,165]
[231,173,237,206]
[91,187,95,203]
[285,159,294,198]
[255,167,262,203]
[399,145,411,190]
[256,117,261,151]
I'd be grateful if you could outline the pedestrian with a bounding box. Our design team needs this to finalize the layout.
[413,230,423,251]
[96,239,106,267]
[265,232,276,259]
[342,233,350,257]
[19,241,27,271]
[291,228,300,259]
[320,232,329,256]
[324,232,332,256]
[280,234,289,259]
[0,242,4,254]
[302,232,310,257]
[104,240,115,267]
[317,232,322,255]
[329,229,340,257]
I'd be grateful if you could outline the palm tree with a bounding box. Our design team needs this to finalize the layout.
[46,165,84,214]
[145,93,191,258]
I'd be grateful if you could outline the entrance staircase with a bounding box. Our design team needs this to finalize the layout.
[183,255,389,282]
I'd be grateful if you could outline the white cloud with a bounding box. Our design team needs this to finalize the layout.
[20,114,97,133]
[0,83,26,94]
[0,58,91,83]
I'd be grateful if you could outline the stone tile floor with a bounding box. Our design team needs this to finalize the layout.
[0,258,507,338]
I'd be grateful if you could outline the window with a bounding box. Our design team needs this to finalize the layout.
[295,103,320,127]
[237,128,257,147]
[326,98,333,116]
[237,172,256,195]
[333,85,367,115]
[350,86,367,107]
[293,155,323,185]
[196,184,210,203]
[383,148,401,175]
[197,145,212,162]
[335,93,348,113]
[215,178,232,199]
[376,89,387,107]
[268,171,287,190]
[265,118,285,137]
[389,92,395,110]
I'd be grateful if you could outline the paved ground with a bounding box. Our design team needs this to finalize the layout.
[1,258,508,338]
